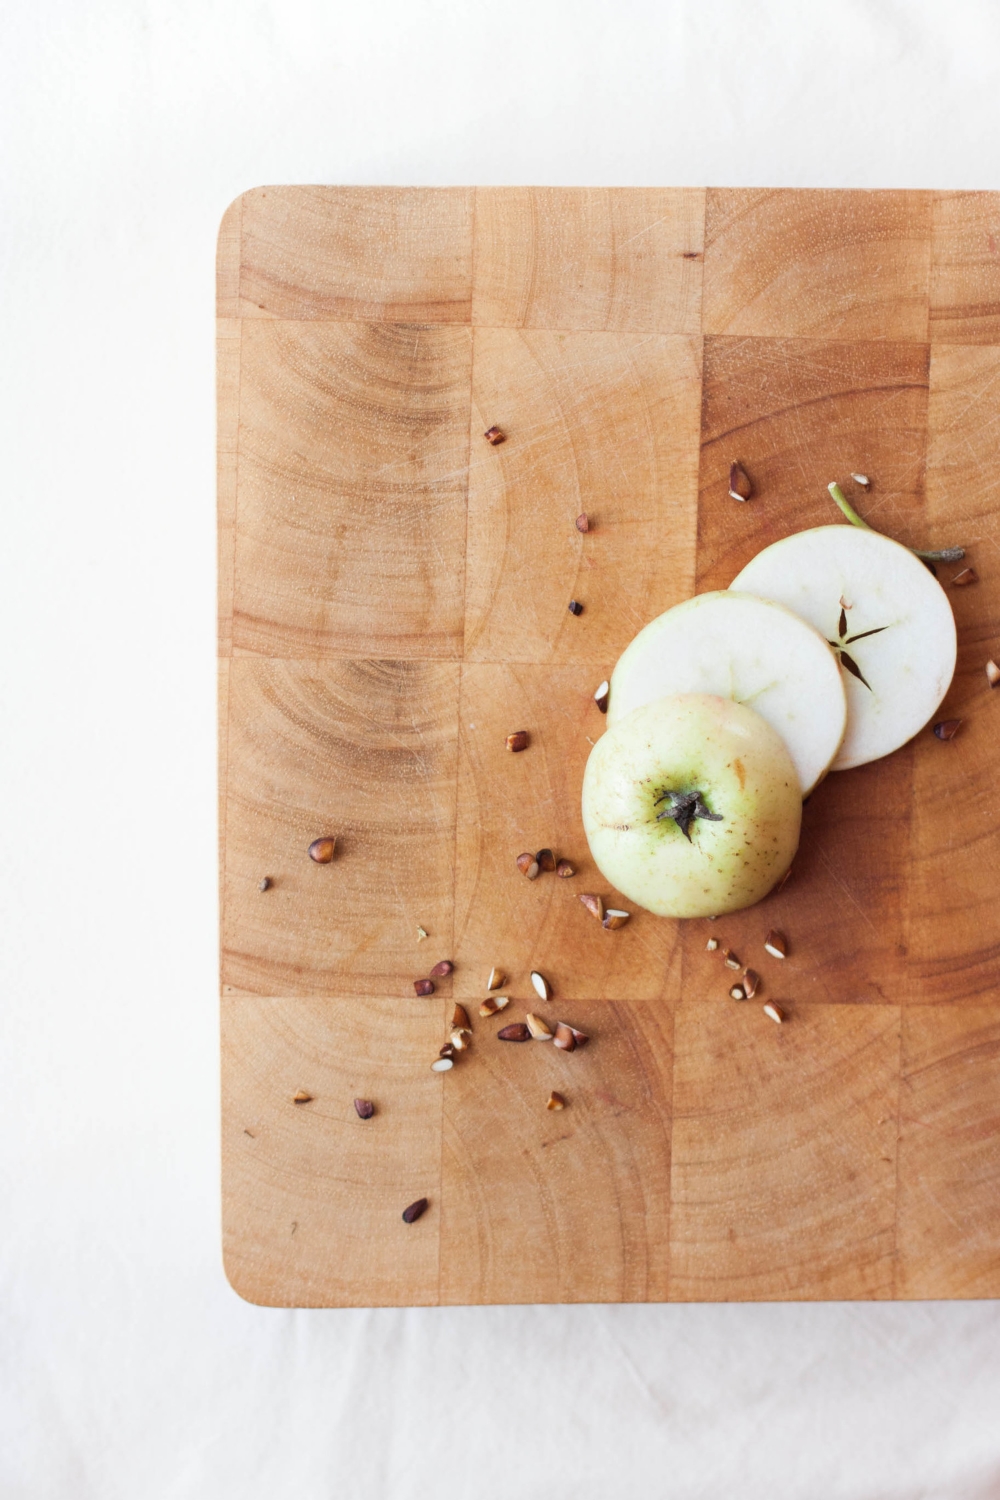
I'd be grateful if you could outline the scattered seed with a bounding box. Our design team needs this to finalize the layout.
[851,473,871,489]
[934,719,962,741]
[568,1026,589,1048]
[952,567,978,586]
[706,938,719,952]
[536,848,557,873]
[546,1091,567,1111]
[402,1197,429,1222]
[292,1089,313,1103]
[480,996,509,1017]
[439,1041,455,1059]
[525,1012,553,1040]
[429,960,454,978]
[729,460,753,502]
[430,1057,454,1072]
[354,1098,375,1119]
[258,876,272,892]
[576,513,590,533]
[484,426,506,445]
[568,600,584,616]
[764,930,787,959]
[593,680,610,714]
[763,1003,785,1024]
[723,949,742,970]
[556,859,575,878]
[987,660,1000,688]
[517,852,541,880]
[530,971,551,1002]
[416,926,428,942]
[498,1022,532,1042]
[450,1028,472,1051]
[414,979,435,997]
[602,909,630,930]
[742,968,760,999]
[579,893,605,922]
[308,837,336,864]
[452,1003,471,1029]
[486,967,504,991]
[729,984,747,1002]
[506,730,529,753]
[553,1022,576,1051]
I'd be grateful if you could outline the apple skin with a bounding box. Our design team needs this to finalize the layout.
[582,694,802,919]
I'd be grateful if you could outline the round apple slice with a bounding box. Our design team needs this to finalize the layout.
[607,591,846,795]
[730,526,957,771]
[582,694,801,919]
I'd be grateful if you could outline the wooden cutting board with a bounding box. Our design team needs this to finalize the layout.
[218,187,1000,1306]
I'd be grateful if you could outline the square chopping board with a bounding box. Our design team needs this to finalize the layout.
[219,186,1000,1306]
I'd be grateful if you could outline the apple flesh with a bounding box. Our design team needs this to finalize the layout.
[607,590,846,795]
[582,694,802,919]
[730,526,957,770]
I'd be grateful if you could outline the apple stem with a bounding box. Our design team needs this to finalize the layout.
[828,482,965,564]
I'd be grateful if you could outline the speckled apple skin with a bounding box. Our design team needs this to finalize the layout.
[582,694,802,919]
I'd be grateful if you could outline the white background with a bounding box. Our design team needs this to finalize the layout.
[3,2,1000,1496]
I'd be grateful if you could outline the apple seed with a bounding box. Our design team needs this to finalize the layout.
[576,513,590,533]
[525,1013,553,1040]
[430,1057,454,1072]
[568,600,584,616]
[933,719,962,741]
[536,848,557,873]
[452,1003,471,1029]
[402,1198,429,1222]
[429,960,454,978]
[487,967,504,991]
[484,426,506,445]
[729,460,753,502]
[258,876,272,891]
[706,938,718,951]
[851,473,871,488]
[517,852,541,879]
[722,949,742,970]
[593,680,610,714]
[764,930,787,959]
[480,996,509,1017]
[553,1022,576,1051]
[556,859,575,878]
[729,984,747,1001]
[353,1098,375,1119]
[292,1089,313,1103]
[763,1003,785,1024]
[414,979,435,997]
[579,893,605,922]
[530,971,551,1002]
[449,1028,472,1052]
[308,837,336,864]
[987,660,1000,688]
[602,909,630,929]
[546,1091,567,1110]
[506,730,529,753]
[497,1023,532,1042]
[742,968,760,999]
[952,567,978,586]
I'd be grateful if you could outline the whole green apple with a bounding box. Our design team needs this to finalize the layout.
[582,694,802,919]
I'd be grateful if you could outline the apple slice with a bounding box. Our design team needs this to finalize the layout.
[582,693,801,919]
[607,591,846,795]
[730,526,957,770]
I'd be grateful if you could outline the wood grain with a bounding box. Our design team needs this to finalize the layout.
[472,187,705,332]
[452,664,683,1002]
[219,187,1000,1306]
[239,186,475,322]
[232,320,472,658]
[896,1005,1000,1299]
[222,995,444,1306]
[703,189,932,341]
[440,999,673,1305]
[669,1003,901,1301]
[930,192,1000,344]
[465,329,701,662]
[222,659,460,997]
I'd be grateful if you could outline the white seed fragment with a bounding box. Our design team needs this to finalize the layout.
[450,1028,472,1051]
[602,908,630,930]
[763,1003,785,1024]
[431,1056,454,1071]
[417,926,428,942]
[593,680,610,713]
[987,660,1000,688]
[530,971,550,1002]
[742,968,760,999]
[764,930,787,959]
[706,938,719,952]
[480,995,510,1017]
[525,1012,553,1040]
[487,966,505,990]
[851,474,870,488]
[723,948,742,970]
[729,984,747,1001]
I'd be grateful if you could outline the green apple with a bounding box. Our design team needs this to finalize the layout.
[607,590,846,795]
[730,525,957,770]
[582,694,802,919]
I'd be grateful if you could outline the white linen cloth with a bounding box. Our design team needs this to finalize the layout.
[3,2,1000,1495]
